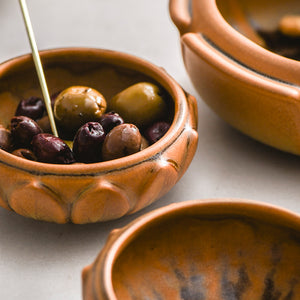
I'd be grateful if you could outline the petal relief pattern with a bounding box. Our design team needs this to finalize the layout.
[9,181,67,223]
[131,157,179,213]
[162,126,198,179]
[71,179,130,224]
[0,187,10,211]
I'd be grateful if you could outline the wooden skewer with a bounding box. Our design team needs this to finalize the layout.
[18,0,58,137]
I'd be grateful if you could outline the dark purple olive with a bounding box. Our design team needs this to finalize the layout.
[31,133,75,164]
[99,111,124,133]
[15,96,45,120]
[10,116,43,147]
[12,148,37,161]
[0,126,12,152]
[73,122,105,163]
[144,121,170,144]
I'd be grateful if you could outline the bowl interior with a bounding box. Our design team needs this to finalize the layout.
[0,49,174,129]
[112,207,300,299]
[216,0,300,59]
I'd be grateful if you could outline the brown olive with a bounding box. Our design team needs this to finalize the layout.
[102,123,142,161]
[0,126,12,152]
[54,86,107,134]
[108,82,167,128]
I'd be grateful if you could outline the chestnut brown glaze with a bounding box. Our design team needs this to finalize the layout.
[0,48,198,223]
[82,199,300,300]
[170,0,300,155]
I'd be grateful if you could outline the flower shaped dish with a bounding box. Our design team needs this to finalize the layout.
[0,48,198,224]
[82,199,300,299]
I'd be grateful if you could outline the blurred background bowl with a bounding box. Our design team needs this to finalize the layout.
[82,198,300,299]
[170,0,300,155]
[0,47,198,224]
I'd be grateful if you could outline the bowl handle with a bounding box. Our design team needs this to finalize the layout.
[169,0,192,35]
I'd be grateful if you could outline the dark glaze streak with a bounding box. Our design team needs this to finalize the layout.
[174,268,186,282]
[283,289,294,300]
[236,267,251,298]
[282,278,298,300]
[271,244,282,265]
[180,285,205,300]
[174,268,205,300]
[221,265,251,300]
[262,269,281,300]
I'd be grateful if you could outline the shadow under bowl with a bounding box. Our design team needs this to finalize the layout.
[170,0,300,155]
[82,198,300,299]
[0,47,198,224]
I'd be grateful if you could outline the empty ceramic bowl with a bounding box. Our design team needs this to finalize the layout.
[82,199,300,299]
[170,0,300,155]
[0,48,198,224]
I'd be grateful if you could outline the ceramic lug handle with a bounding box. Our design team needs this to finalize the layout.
[169,0,192,35]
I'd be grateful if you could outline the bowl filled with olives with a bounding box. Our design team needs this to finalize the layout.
[0,47,198,224]
[170,0,300,155]
[82,198,300,299]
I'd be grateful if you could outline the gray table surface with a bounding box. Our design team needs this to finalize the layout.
[0,1,299,299]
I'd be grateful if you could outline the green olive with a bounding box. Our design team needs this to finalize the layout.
[54,86,107,133]
[108,82,167,128]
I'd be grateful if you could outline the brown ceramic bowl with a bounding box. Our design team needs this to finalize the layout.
[82,199,300,299]
[0,48,198,224]
[170,0,300,155]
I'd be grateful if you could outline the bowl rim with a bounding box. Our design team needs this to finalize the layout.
[169,0,300,87]
[0,47,190,175]
[180,32,300,101]
[94,198,300,299]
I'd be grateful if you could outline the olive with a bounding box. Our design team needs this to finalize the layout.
[36,115,51,133]
[10,116,43,147]
[109,82,167,128]
[64,139,73,149]
[99,111,124,133]
[15,96,45,120]
[0,126,12,152]
[31,133,75,164]
[12,148,37,161]
[144,121,170,144]
[54,86,107,134]
[102,123,142,161]
[73,122,105,163]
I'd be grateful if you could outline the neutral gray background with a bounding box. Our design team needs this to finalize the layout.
[0,1,299,299]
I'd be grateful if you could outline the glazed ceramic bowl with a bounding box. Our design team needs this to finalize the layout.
[170,0,300,155]
[82,199,300,299]
[0,48,198,224]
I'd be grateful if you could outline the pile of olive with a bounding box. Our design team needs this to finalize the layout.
[257,15,300,61]
[0,82,171,164]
